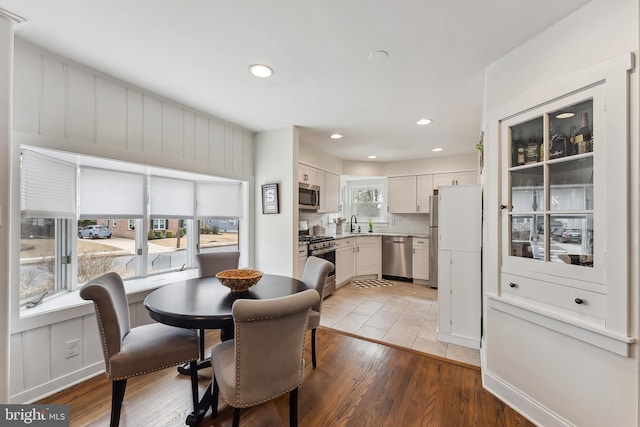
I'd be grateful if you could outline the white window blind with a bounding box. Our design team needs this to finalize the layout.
[196,182,241,218]
[149,176,194,218]
[79,167,144,218]
[20,149,77,219]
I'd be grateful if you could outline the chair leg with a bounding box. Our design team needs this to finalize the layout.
[289,387,298,427]
[189,360,199,413]
[111,379,127,427]
[232,407,241,427]
[211,376,219,419]
[199,328,206,360]
[311,328,317,368]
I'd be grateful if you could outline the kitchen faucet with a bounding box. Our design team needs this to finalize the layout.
[350,215,358,233]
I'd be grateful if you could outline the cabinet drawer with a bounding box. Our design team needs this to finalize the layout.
[501,273,605,321]
[297,245,308,256]
[413,238,429,247]
[337,238,354,248]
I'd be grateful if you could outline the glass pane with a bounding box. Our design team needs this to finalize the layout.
[510,117,543,167]
[199,218,239,254]
[147,218,191,274]
[20,218,55,305]
[77,219,131,284]
[510,165,543,212]
[510,215,544,260]
[549,214,593,267]
[549,99,593,159]
[549,157,593,211]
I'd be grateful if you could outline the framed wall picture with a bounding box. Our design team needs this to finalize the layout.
[261,183,279,214]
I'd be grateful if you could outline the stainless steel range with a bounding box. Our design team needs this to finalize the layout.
[299,235,336,297]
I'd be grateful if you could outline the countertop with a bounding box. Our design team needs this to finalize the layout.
[331,232,429,239]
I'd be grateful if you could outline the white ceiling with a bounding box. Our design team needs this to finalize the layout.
[3,0,590,162]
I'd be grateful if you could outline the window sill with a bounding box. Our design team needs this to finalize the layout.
[13,269,200,334]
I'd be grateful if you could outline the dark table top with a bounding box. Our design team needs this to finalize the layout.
[144,274,309,330]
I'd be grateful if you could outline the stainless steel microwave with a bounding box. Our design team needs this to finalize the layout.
[299,183,320,210]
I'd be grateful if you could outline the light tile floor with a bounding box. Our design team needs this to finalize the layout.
[320,280,481,367]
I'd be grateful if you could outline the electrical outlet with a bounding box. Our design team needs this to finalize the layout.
[65,339,79,359]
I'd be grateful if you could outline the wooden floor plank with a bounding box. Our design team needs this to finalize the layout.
[37,328,535,427]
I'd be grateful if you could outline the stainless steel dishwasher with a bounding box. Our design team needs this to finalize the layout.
[382,236,412,280]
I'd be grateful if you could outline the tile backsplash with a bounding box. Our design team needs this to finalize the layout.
[300,211,429,236]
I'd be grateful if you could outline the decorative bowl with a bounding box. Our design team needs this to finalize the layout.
[216,269,263,293]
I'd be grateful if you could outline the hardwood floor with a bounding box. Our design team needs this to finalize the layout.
[37,328,534,427]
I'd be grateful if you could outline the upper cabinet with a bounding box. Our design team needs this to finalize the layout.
[387,174,433,213]
[298,163,318,185]
[496,54,634,355]
[318,169,340,213]
[433,171,477,189]
[299,163,340,213]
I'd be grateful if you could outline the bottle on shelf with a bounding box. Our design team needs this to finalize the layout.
[524,132,540,164]
[574,112,591,154]
[512,127,525,166]
[549,125,569,159]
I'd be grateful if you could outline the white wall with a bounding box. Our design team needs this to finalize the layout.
[342,152,477,177]
[482,0,639,426]
[5,39,256,403]
[254,127,298,276]
[0,11,20,405]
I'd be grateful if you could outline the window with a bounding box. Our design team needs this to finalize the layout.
[18,146,245,313]
[348,180,386,223]
[151,219,168,231]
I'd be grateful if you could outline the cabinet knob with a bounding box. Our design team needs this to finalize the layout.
[509,282,517,288]
[574,298,584,305]
[500,204,508,210]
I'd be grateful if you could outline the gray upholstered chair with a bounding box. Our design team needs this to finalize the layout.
[210,289,320,427]
[302,256,335,368]
[195,251,241,357]
[80,272,200,427]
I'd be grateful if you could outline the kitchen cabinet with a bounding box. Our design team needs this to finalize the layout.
[437,249,481,348]
[355,235,381,278]
[495,56,632,355]
[387,174,433,213]
[298,163,318,185]
[318,169,340,213]
[432,171,477,189]
[412,237,429,283]
[296,243,308,281]
[437,185,481,349]
[416,175,433,213]
[336,237,356,287]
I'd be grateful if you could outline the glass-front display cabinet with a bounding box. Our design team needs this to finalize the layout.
[506,98,595,271]
[497,54,633,355]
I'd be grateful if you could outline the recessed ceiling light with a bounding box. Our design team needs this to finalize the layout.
[368,155,377,159]
[555,112,575,119]
[416,118,432,126]
[368,50,389,62]
[248,64,274,78]
[330,133,343,139]
[432,147,443,152]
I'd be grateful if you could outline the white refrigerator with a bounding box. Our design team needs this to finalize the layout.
[437,184,482,349]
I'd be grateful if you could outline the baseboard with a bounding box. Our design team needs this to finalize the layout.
[437,332,480,349]
[482,369,575,427]
[10,362,104,404]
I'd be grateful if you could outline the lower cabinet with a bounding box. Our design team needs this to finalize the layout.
[412,238,429,282]
[437,249,481,349]
[296,244,308,281]
[336,237,356,287]
[355,236,381,278]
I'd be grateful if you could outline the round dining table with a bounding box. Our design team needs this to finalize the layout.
[144,273,309,340]
[144,273,310,425]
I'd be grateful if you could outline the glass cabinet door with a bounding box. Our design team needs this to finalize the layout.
[504,96,596,272]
